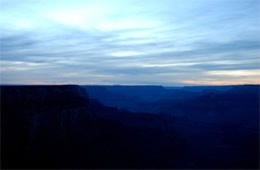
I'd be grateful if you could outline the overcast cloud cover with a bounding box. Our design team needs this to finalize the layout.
[0,0,259,85]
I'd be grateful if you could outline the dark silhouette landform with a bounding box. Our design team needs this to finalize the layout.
[1,84,259,169]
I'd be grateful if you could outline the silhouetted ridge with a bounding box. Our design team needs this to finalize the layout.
[1,85,259,169]
[226,84,260,95]
[1,85,187,169]
[1,85,88,113]
[84,85,167,102]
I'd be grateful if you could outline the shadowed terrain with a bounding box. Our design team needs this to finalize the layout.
[1,85,186,169]
[1,85,259,169]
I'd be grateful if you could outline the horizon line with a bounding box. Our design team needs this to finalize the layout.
[1,83,259,87]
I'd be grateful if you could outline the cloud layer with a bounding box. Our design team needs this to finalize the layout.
[0,0,259,85]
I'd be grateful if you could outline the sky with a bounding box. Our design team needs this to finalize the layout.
[0,0,259,85]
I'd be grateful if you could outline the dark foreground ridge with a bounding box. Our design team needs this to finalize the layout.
[2,85,88,110]
[1,85,259,169]
[1,85,186,169]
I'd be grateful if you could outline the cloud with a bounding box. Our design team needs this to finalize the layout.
[0,0,259,85]
[206,69,260,77]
